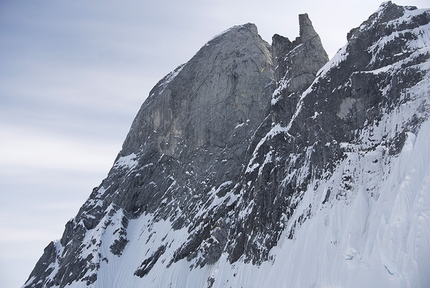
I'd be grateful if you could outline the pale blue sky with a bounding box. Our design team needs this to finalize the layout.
[1,1,428,287]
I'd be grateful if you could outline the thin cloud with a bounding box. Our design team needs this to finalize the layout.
[0,124,119,171]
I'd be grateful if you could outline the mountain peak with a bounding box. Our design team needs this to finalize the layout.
[226,22,259,36]
[347,1,419,41]
[121,20,273,159]
[23,4,430,287]
[298,13,318,42]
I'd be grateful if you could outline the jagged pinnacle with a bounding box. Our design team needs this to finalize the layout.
[299,13,318,42]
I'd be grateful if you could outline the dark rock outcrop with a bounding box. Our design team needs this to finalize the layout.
[233,3,430,263]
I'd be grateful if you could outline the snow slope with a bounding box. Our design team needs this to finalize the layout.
[61,114,430,288]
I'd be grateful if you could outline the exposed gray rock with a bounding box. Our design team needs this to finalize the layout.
[231,2,430,264]
[24,22,279,287]
[272,14,329,126]
[23,14,330,286]
[23,3,430,287]
[121,23,274,158]
[226,14,329,263]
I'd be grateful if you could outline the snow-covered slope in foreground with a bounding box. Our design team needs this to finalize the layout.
[61,113,430,288]
[260,122,430,288]
[23,2,430,288]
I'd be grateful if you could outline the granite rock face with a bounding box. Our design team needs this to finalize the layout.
[24,2,430,287]
[24,21,281,287]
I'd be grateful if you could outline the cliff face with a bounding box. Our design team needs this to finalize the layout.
[24,2,430,288]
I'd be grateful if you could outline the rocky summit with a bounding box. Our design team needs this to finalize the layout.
[24,2,430,287]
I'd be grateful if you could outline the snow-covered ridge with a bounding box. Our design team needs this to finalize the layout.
[368,8,430,65]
